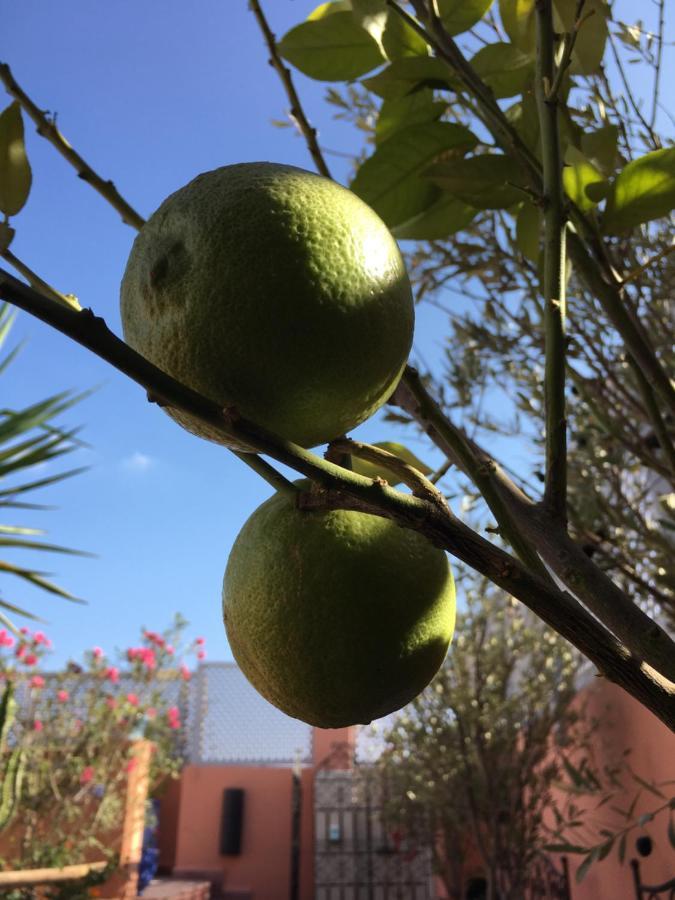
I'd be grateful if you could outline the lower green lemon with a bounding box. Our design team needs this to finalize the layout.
[222,488,456,727]
[120,162,414,448]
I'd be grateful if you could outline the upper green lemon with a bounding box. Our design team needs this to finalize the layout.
[222,487,456,728]
[120,162,414,447]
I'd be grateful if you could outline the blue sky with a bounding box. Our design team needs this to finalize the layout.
[2,2,670,670]
[2,1,456,667]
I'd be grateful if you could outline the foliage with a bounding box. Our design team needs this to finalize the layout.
[0,616,205,871]
[272,0,675,626]
[0,301,88,629]
[373,587,586,899]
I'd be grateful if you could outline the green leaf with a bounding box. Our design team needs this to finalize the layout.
[362,56,456,99]
[278,12,384,81]
[499,0,536,51]
[381,10,429,60]
[553,0,608,75]
[603,148,675,233]
[427,154,524,209]
[563,146,607,212]
[576,848,599,883]
[0,559,85,602]
[581,124,619,175]
[618,833,627,863]
[351,0,388,51]
[505,91,539,152]
[470,42,534,98]
[351,441,433,485]
[375,91,446,145]
[392,194,476,240]
[543,842,590,854]
[307,0,352,19]
[515,201,541,262]
[0,102,32,218]
[350,121,477,227]
[437,0,495,36]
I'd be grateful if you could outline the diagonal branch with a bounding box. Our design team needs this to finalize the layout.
[248,0,332,179]
[0,62,145,230]
[1,269,673,728]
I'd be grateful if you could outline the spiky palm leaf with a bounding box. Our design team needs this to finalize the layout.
[0,302,90,631]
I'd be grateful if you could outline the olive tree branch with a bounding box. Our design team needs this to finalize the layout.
[650,0,665,131]
[0,62,145,230]
[248,0,332,180]
[395,368,675,685]
[1,268,673,728]
[535,0,568,520]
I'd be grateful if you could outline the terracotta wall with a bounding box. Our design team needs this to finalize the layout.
[161,728,354,900]
[555,680,675,899]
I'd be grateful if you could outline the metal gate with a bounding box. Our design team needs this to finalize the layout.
[314,767,433,900]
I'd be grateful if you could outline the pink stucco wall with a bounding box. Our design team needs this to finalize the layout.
[556,680,675,899]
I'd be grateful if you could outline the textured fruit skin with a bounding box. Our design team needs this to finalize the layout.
[222,489,455,727]
[120,162,414,448]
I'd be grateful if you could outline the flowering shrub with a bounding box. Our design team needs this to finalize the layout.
[0,614,204,872]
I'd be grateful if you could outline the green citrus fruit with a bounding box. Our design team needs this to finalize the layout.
[120,162,414,448]
[222,487,455,727]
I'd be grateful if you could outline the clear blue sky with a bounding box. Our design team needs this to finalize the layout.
[2,1,455,667]
[3,2,669,669]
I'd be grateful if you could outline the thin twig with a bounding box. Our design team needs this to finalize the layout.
[248,0,332,179]
[329,437,448,507]
[607,33,660,150]
[621,241,675,285]
[547,0,587,102]
[647,0,666,131]
[1,247,81,311]
[0,62,145,230]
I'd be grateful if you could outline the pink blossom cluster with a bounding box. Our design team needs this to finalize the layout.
[127,646,157,670]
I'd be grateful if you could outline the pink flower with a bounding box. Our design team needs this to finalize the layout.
[15,644,25,659]
[126,693,139,707]
[105,666,120,683]
[92,646,104,660]
[165,645,174,656]
[146,707,157,719]
[33,719,43,732]
[19,627,29,635]
[195,637,205,646]
[105,697,117,710]
[80,766,94,784]
[168,717,181,730]
[197,650,206,661]
[125,757,138,773]
[57,689,69,702]
[0,630,15,648]
[141,648,157,670]
[30,675,45,689]
[33,631,48,645]
[24,653,38,666]
[167,705,181,729]
[180,664,191,682]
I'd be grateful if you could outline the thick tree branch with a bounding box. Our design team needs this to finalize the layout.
[395,368,675,684]
[0,62,145,230]
[1,269,673,729]
[535,0,568,520]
